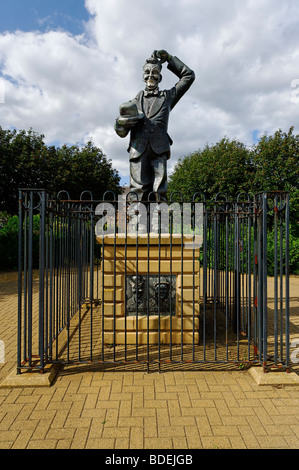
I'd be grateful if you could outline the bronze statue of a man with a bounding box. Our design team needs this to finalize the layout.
[115,50,195,201]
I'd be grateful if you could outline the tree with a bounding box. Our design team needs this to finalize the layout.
[167,128,299,274]
[252,127,298,192]
[0,127,49,213]
[41,140,122,201]
[167,137,254,200]
[252,127,299,227]
[0,126,122,214]
[168,128,298,205]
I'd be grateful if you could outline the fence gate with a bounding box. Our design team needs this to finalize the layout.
[17,189,290,373]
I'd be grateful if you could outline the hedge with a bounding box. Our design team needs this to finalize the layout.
[1,213,298,274]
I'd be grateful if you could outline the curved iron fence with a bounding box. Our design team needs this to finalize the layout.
[17,189,290,373]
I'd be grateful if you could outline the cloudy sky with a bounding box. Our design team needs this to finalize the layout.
[0,0,298,186]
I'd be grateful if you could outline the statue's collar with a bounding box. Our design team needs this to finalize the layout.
[144,88,159,97]
[141,89,164,118]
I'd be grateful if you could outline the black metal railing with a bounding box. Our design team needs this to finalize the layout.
[17,189,290,373]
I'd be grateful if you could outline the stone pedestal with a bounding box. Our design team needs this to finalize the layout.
[96,233,201,345]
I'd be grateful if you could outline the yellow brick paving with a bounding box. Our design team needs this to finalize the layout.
[0,271,299,449]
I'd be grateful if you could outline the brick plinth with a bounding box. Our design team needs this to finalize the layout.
[96,233,201,345]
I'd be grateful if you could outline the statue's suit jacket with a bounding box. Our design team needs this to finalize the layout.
[116,56,195,160]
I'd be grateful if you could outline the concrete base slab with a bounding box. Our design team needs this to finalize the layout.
[0,364,61,388]
[249,367,299,386]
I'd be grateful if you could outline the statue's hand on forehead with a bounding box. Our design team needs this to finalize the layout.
[152,50,171,63]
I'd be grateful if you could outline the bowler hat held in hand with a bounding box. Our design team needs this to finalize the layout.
[118,102,144,127]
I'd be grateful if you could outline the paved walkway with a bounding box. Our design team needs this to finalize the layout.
[0,271,298,449]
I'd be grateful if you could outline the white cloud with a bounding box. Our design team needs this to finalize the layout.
[0,0,299,184]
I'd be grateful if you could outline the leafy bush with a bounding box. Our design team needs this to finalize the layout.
[0,214,19,270]
[266,222,299,276]
[0,213,40,270]
[0,126,122,215]
[0,213,102,271]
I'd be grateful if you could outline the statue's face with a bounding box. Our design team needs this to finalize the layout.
[143,63,161,90]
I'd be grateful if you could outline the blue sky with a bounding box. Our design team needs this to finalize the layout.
[0,0,89,35]
[0,0,298,186]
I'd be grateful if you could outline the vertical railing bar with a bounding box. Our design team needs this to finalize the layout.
[231,211,235,330]
[66,204,71,364]
[208,219,211,299]
[247,211,252,361]
[81,215,85,304]
[22,194,28,365]
[192,202,195,361]
[124,200,128,363]
[113,199,117,363]
[57,207,62,359]
[225,203,229,361]
[257,199,263,365]
[27,191,33,367]
[241,216,245,333]
[213,207,217,361]
[279,208,284,362]
[39,191,46,371]
[60,207,64,331]
[78,208,82,362]
[60,207,65,331]
[136,204,139,362]
[228,215,234,325]
[243,216,246,333]
[69,210,73,325]
[221,214,224,308]
[285,193,290,370]
[262,193,268,371]
[169,205,173,363]
[54,209,58,360]
[274,195,278,365]
[45,195,49,362]
[180,201,183,363]
[96,216,99,302]
[73,214,77,324]
[146,201,150,371]
[48,206,54,360]
[253,199,258,359]
[158,202,161,369]
[235,202,240,361]
[203,204,207,361]
[90,203,95,362]
[17,190,23,374]
[101,221,105,362]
